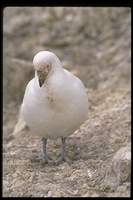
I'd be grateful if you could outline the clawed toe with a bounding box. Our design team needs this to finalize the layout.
[41,155,54,165]
[55,153,72,165]
[31,155,54,164]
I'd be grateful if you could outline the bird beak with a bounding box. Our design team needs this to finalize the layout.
[37,70,48,87]
[37,65,51,87]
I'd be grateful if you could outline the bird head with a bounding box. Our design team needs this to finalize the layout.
[33,51,62,87]
[33,51,55,87]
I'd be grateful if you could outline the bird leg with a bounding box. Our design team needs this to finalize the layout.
[41,137,54,164]
[55,137,72,165]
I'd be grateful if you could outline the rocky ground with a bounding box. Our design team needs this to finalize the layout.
[3,7,131,197]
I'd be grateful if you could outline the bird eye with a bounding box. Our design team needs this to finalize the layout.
[46,65,49,69]
[46,65,51,73]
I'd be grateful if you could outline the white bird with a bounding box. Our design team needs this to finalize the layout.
[21,51,89,164]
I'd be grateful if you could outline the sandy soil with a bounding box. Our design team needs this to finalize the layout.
[3,7,131,197]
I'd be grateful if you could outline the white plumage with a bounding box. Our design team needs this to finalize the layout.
[21,51,89,164]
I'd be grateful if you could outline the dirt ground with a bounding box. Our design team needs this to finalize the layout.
[3,7,131,197]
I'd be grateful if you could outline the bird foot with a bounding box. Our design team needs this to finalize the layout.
[31,154,54,165]
[55,152,72,165]
[41,154,54,165]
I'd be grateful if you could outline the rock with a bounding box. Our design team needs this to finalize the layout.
[104,143,131,189]
[12,106,28,137]
[3,180,11,187]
